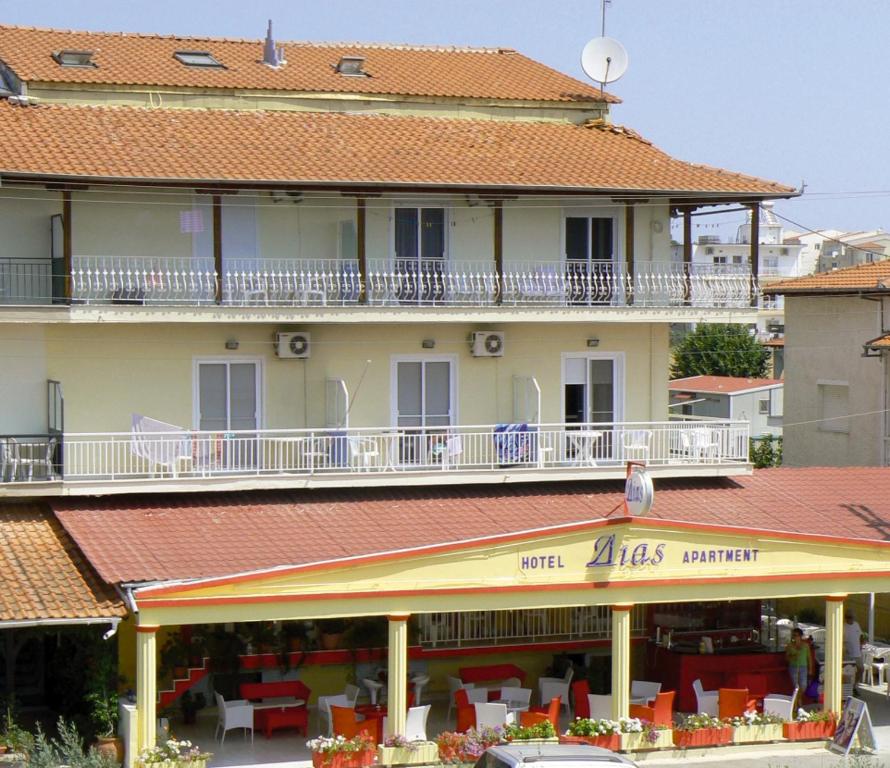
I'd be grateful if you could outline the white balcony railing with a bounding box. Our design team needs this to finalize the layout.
[35,420,748,485]
[2,255,757,309]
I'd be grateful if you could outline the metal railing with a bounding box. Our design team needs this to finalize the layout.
[0,434,62,482]
[36,420,748,485]
[0,255,758,309]
[418,606,647,648]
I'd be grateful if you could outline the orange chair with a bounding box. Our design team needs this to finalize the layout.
[718,688,756,720]
[331,706,377,744]
[454,688,476,733]
[520,697,560,729]
[629,690,675,727]
[571,681,591,720]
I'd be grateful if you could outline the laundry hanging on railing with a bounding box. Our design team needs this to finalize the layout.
[493,423,532,465]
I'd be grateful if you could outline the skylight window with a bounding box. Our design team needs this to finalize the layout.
[334,56,368,77]
[173,51,225,69]
[52,50,96,68]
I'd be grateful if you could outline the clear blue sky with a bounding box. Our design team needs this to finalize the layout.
[1,0,882,239]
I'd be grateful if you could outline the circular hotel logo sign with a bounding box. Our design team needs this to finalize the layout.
[625,466,654,517]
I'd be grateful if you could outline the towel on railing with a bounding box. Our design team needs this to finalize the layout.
[493,423,531,464]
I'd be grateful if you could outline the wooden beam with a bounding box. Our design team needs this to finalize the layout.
[493,200,504,305]
[62,190,72,301]
[749,202,760,307]
[624,203,635,305]
[212,195,222,304]
[356,197,367,304]
[683,206,693,305]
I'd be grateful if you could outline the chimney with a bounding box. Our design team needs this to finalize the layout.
[263,19,285,68]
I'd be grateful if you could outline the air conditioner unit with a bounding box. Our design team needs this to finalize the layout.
[276,331,311,359]
[471,331,505,357]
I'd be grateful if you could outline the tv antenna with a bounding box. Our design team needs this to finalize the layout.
[580,0,628,95]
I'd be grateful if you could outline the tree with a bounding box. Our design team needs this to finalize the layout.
[671,324,769,379]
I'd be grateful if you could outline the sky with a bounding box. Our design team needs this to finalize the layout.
[1,0,885,241]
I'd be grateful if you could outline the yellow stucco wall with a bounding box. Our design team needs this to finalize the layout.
[0,186,61,261]
[43,321,669,433]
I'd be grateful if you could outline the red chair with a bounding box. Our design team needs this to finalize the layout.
[571,680,591,720]
[331,705,377,744]
[520,697,560,729]
[718,688,756,720]
[454,688,476,733]
[629,690,675,727]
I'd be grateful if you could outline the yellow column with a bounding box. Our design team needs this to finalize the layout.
[611,604,633,720]
[135,625,159,753]
[824,596,845,714]
[386,614,410,737]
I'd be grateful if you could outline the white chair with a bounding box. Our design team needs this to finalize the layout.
[692,678,719,716]
[348,437,381,470]
[630,680,662,704]
[467,688,489,705]
[319,693,354,735]
[621,429,652,463]
[214,691,254,744]
[587,693,612,720]
[344,683,361,706]
[539,667,574,714]
[411,673,430,705]
[863,649,888,687]
[362,677,384,706]
[500,677,522,690]
[405,704,431,741]
[447,676,474,720]
[474,702,513,730]
[431,434,463,470]
[499,687,532,711]
[763,688,798,720]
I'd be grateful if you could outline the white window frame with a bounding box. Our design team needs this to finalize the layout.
[389,203,451,265]
[390,354,459,428]
[192,356,265,431]
[817,379,849,434]
[559,206,623,267]
[559,351,626,424]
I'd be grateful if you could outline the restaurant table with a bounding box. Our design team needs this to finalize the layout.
[355,704,387,742]
[252,697,307,738]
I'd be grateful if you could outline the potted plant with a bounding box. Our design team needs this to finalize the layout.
[1,707,33,756]
[616,717,672,751]
[179,691,206,726]
[317,619,349,651]
[783,709,836,741]
[560,718,620,751]
[307,733,376,768]
[672,713,732,748]
[86,689,124,764]
[435,728,502,764]
[377,734,439,766]
[243,622,278,655]
[137,738,212,768]
[503,721,557,744]
[727,710,785,743]
[160,633,190,680]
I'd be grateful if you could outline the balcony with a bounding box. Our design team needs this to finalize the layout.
[0,420,750,496]
[0,255,758,311]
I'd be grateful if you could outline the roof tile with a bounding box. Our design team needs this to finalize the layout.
[765,261,890,294]
[669,376,782,394]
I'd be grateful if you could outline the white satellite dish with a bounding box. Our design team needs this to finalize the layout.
[580,36,628,86]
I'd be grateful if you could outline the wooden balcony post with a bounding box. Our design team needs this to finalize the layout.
[212,194,222,304]
[682,206,692,305]
[493,200,504,305]
[624,202,635,305]
[357,197,367,304]
[749,202,760,307]
[62,190,72,301]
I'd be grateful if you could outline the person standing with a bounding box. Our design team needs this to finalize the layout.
[843,611,864,684]
[786,627,809,693]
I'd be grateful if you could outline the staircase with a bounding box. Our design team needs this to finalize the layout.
[158,656,210,708]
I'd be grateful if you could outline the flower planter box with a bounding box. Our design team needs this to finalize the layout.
[378,742,439,766]
[559,734,620,751]
[620,730,673,751]
[506,738,559,746]
[312,749,376,768]
[783,721,835,741]
[137,761,208,768]
[672,727,732,748]
[731,724,784,744]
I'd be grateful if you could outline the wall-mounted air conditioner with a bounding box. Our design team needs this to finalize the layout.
[471,331,505,357]
[276,332,311,359]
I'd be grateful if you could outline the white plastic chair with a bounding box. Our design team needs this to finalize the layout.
[362,677,384,706]
[499,687,532,711]
[344,683,361,706]
[405,704,431,741]
[467,688,489,704]
[587,693,612,720]
[621,429,652,463]
[447,676,474,720]
[474,702,513,730]
[348,437,381,470]
[539,667,574,714]
[319,693,354,735]
[411,673,430,705]
[692,678,719,716]
[630,680,662,704]
[214,691,254,744]
[863,649,888,687]
[763,687,798,720]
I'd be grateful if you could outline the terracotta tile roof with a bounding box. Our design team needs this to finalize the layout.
[669,375,782,395]
[863,333,890,350]
[762,338,785,347]
[0,24,617,103]
[0,502,125,622]
[764,261,890,295]
[0,102,794,194]
[50,468,890,584]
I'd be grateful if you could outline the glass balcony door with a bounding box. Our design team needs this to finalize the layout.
[394,207,447,303]
[394,358,454,464]
[196,360,261,470]
[564,212,620,305]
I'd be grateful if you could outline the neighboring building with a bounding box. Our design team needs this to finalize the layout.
[764,262,890,467]
[669,375,783,437]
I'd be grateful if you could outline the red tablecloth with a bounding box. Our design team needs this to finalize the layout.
[459,663,526,684]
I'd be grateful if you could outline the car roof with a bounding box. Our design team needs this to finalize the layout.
[482,744,636,766]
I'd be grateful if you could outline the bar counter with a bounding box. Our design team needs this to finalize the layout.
[649,643,792,712]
